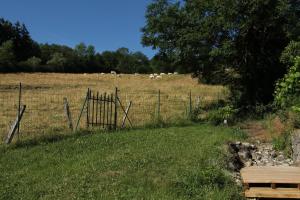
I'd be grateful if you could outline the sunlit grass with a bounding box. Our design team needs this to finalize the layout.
[0,73,228,141]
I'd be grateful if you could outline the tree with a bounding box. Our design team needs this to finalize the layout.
[21,56,42,69]
[47,53,67,71]
[0,18,40,62]
[75,42,87,57]
[102,51,118,71]
[142,0,300,106]
[0,40,15,69]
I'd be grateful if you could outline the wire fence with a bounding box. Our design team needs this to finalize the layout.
[0,83,226,143]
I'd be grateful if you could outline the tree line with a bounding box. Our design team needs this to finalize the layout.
[141,0,300,107]
[0,17,180,74]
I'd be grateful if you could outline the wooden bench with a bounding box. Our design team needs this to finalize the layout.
[241,166,300,199]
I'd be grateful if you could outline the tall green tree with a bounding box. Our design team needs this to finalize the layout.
[0,40,15,69]
[0,18,40,63]
[142,0,300,106]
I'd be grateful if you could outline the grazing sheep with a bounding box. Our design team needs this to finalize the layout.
[149,74,155,79]
[83,73,87,76]
[100,72,105,75]
[174,72,179,75]
[156,75,162,79]
[153,73,158,76]
[168,73,173,75]
[160,73,165,75]
[111,71,117,75]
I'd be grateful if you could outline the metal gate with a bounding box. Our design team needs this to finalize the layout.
[86,88,118,130]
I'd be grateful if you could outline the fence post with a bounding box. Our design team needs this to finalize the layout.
[17,82,22,137]
[63,97,73,130]
[114,87,118,130]
[189,90,192,119]
[5,105,26,144]
[86,88,90,128]
[157,89,161,119]
[196,96,200,109]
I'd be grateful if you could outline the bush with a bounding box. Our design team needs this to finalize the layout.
[207,105,238,125]
[274,56,300,107]
[280,41,300,66]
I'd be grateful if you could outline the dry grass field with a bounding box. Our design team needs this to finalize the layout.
[0,73,228,142]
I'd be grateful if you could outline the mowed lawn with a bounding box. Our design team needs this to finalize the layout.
[0,125,245,200]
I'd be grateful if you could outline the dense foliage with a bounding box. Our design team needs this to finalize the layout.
[275,57,300,107]
[0,18,155,73]
[142,0,300,106]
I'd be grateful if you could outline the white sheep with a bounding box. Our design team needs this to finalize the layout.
[153,73,158,76]
[174,72,179,75]
[160,73,165,76]
[149,74,155,79]
[168,73,173,75]
[111,71,117,75]
[100,72,105,75]
[156,75,162,79]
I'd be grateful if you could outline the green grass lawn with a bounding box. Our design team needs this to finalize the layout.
[0,124,245,200]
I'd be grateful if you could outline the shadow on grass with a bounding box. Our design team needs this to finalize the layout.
[6,129,95,149]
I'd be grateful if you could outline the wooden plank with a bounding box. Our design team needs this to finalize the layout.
[241,166,300,184]
[245,187,300,198]
[5,105,26,144]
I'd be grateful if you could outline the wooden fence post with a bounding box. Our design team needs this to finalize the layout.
[63,97,73,130]
[5,105,26,144]
[157,89,161,119]
[189,90,192,118]
[17,82,22,136]
[114,87,118,130]
[86,88,90,128]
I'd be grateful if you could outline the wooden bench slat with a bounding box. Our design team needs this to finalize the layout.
[245,187,300,199]
[241,166,300,184]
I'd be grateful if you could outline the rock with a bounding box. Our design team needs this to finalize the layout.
[271,151,277,158]
[277,155,285,161]
[244,161,252,167]
[238,151,252,161]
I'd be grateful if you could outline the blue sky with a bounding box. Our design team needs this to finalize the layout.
[0,0,157,58]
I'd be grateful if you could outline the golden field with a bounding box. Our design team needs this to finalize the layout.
[0,73,228,142]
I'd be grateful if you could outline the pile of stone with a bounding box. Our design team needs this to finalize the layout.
[227,141,294,185]
[228,141,293,170]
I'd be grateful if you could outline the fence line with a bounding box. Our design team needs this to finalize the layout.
[0,83,226,143]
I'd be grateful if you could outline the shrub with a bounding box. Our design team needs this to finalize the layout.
[207,105,238,125]
[274,56,300,107]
